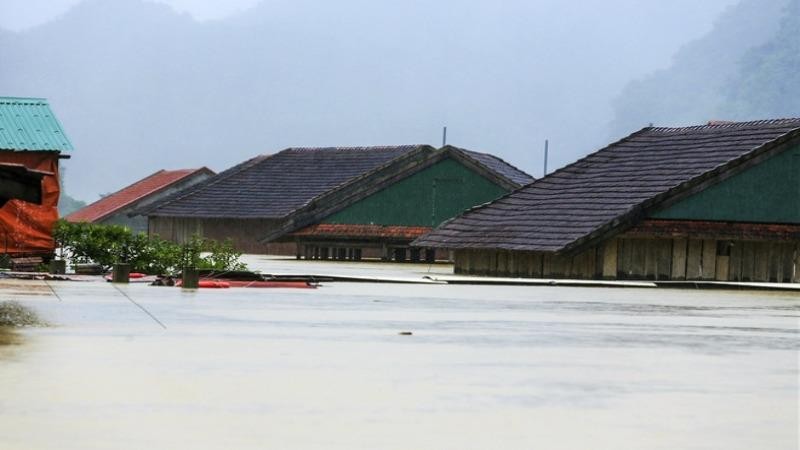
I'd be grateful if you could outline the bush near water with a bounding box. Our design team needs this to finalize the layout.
[0,301,45,327]
[54,220,247,274]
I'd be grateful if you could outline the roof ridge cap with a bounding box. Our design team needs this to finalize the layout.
[649,118,800,132]
[0,96,48,103]
[284,144,428,152]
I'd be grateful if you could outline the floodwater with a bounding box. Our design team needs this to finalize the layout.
[0,264,797,449]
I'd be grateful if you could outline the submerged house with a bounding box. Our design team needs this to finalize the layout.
[65,168,214,233]
[142,145,532,256]
[0,97,72,256]
[413,119,800,283]
[262,145,533,261]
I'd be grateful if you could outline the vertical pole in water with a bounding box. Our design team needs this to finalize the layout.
[112,263,130,283]
[182,266,199,289]
[543,139,549,177]
[442,126,447,147]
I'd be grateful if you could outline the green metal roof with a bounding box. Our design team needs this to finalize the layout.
[0,97,73,152]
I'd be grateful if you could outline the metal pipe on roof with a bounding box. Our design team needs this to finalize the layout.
[544,139,549,176]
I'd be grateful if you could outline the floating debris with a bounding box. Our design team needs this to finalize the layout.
[398,331,413,336]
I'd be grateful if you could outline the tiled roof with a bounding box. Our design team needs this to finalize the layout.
[0,97,73,152]
[291,223,432,240]
[65,168,213,223]
[147,146,423,219]
[454,147,534,186]
[413,119,800,253]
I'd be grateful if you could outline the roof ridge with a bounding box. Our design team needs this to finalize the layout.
[284,145,426,152]
[650,118,800,132]
[0,96,48,103]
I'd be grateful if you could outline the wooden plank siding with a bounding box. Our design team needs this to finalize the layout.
[453,237,800,283]
[671,238,687,279]
[148,216,294,255]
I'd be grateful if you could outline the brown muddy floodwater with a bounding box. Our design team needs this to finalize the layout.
[0,270,797,450]
[0,326,20,346]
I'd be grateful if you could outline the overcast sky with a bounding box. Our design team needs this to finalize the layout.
[2,0,261,29]
[1,0,745,200]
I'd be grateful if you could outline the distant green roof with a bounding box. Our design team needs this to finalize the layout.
[0,97,73,152]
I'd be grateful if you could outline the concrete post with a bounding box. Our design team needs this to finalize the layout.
[112,263,130,283]
[49,259,66,275]
[182,267,199,289]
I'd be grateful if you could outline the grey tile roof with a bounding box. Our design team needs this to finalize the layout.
[453,147,534,186]
[413,119,800,253]
[149,146,423,218]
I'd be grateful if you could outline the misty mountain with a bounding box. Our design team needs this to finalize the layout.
[722,0,800,119]
[2,0,738,201]
[610,0,796,135]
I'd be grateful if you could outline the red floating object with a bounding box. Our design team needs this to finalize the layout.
[225,280,317,289]
[197,280,230,288]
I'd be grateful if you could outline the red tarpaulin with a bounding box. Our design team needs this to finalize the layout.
[0,152,60,255]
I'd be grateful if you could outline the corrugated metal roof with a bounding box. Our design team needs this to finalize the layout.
[0,97,74,152]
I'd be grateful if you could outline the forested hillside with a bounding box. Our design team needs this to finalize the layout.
[610,0,796,136]
[722,0,800,119]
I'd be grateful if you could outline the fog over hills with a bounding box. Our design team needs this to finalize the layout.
[1,0,759,201]
[610,0,795,135]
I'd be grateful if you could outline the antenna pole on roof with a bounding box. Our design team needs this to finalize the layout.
[442,126,447,147]
[543,139,549,176]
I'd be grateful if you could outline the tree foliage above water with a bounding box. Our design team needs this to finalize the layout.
[54,220,247,274]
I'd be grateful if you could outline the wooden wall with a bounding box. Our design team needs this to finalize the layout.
[454,237,800,283]
[148,216,296,255]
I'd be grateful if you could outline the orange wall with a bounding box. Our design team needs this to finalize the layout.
[0,151,60,255]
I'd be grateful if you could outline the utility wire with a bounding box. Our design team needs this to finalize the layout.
[43,279,63,302]
[110,283,167,330]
